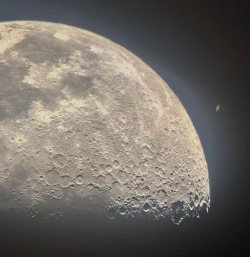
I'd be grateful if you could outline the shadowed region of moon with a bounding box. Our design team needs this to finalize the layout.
[0,21,210,224]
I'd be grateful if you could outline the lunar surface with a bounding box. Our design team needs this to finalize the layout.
[0,21,210,223]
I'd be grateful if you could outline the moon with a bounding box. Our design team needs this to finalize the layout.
[0,21,210,223]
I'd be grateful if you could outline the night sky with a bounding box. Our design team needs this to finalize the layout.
[0,0,249,256]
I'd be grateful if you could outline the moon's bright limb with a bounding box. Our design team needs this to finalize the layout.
[0,21,210,224]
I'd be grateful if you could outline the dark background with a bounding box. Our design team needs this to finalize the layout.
[0,0,249,256]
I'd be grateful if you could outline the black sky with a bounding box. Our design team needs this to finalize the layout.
[0,1,249,256]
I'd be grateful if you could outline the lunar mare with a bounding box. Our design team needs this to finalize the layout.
[0,21,209,223]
